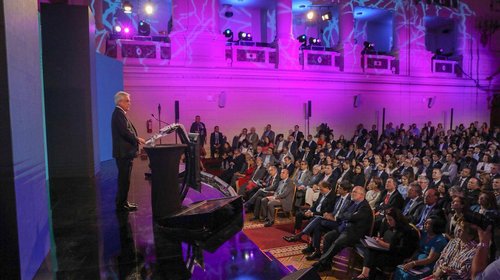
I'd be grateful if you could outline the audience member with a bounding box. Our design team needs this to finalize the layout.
[355,208,420,279]
[312,186,373,272]
[395,217,448,280]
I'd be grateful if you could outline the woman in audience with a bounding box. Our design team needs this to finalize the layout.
[386,158,398,177]
[366,177,383,210]
[398,173,411,200]
[274,134,285,155]
[337,134,346,146]
[355,208,419,279]
[427,220,478,280]
[221,142,232,157]
[476,154,492,175]
[261,136,274,150]
[235,156,255,191]
[351,164,366,187]
[394,217,448,280]
[445,195,466,240]
[411,157,421,175]
[470,191,498,216]
[436,182,451,212]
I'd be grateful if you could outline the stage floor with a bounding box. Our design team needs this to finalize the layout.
[34,158,290,279]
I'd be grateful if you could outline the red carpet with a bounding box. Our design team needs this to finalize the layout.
[243,223,304,250]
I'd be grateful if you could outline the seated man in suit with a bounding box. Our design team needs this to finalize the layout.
[284,181,353,261]
[247,165,279,215]
[312,186,373,272]
[412,188,445,230]
[259,169,295,227]
[372,177,404,233]
[209,126,224,158]
[289,181,336,234]
[302,164,324,207]
[402,182,424,220]
[292,160,312,209]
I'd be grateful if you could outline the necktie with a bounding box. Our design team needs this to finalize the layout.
[384,193,390,205]
[403,200,413,215]
[316,195,326,212]
[333,197,344,216]
[417,206,431,228]
[297,171,303,182]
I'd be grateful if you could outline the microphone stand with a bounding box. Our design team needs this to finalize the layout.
[158,104,162,144]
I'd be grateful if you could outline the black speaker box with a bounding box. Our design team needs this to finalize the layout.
[281,267,321,280]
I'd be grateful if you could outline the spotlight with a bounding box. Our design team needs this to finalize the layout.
[363,41,374,49]
[362,41,375,54]
[144,1,153,15]
[297,34,307,43]
[309,37,321,45]
[238,31,252,41]
[306,11,315,20]
[124,27,130,34]
[138,20,150,36]
[114,25,122,33]
[223,28,233,39]
[224,11,234,18]
[436,48,444,55]
[123,1,133,14]
[321,12,332,21]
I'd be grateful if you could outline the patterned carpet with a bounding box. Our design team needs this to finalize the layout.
[243,213,362,280]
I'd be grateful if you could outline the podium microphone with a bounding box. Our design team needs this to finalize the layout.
[157,104,162,143]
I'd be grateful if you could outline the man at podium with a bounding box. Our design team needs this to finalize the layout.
[112,91,145,211]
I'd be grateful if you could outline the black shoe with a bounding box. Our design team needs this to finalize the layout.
[305,251,321,261]
[312,262,331,273]
[264,221,274,227]
[301,245,315,254]
[283,235,301,242]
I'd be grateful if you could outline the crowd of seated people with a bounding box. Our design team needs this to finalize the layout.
[210,121,500,279]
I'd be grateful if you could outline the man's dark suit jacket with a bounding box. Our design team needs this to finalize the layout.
[112,107,138,159]
[402,197,424,218]
[210,132,224,147]
[341,199,374,239]
[375,190,405,212]
[409,204,445,225]
[310,190,337,215]
[290,131,304,142]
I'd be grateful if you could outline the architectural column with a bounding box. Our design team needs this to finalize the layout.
[338,1,357,72]
[169,0,226,67]
[0,1,50,279]
[276,0,301,70]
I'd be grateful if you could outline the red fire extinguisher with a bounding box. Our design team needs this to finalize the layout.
[146,119,153,133]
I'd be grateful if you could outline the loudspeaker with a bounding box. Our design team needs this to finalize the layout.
[175,100,179,122]
[354,95,360,108]
[281,267,320,280]
[427,97,436,108]
[218,91,226,108]
[307,100,312,117]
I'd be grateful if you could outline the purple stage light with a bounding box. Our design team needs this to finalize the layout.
[114,26,122,33]
[124,27,130,33]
